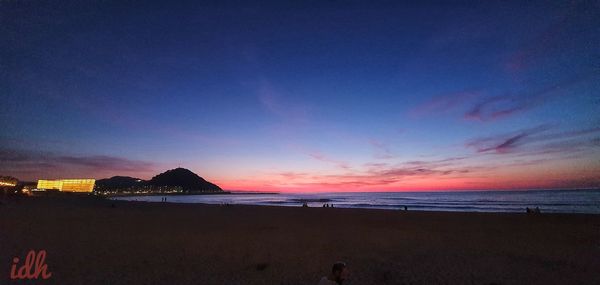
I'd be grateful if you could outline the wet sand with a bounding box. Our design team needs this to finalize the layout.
[1,195,599,284]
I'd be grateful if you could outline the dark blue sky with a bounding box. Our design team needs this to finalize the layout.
[2,0,599,191]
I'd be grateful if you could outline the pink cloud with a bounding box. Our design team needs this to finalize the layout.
[307,151,351,170]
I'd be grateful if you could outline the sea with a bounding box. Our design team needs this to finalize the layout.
[112,189,600,214]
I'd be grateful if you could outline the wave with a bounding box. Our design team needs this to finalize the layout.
[113,189,600,214]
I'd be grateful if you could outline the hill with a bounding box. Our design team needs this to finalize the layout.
[149,168,222,192]
[96,176,146,189]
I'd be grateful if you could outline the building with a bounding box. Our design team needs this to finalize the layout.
[1,176,19,195]
[0,176,18,187]
[37,179,95,193]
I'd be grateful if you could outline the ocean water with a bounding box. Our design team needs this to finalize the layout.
[112,189,600,214]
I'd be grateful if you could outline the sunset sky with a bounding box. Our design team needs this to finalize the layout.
[2,0,599,191]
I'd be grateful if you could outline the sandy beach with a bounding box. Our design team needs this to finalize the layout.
[1,196,599,285]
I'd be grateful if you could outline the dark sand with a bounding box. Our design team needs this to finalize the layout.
[1,196,599,284]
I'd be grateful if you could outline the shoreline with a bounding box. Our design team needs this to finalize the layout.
[112,198,600,215]
[108,191,600,215]
[96,191,232,197]
[7,194,600,216]
[96,191,280,197]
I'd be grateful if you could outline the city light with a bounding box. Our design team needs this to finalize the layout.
[36,179,96,192]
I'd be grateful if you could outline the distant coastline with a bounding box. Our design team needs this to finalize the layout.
[102,191,232,197]
[104,191,279,198]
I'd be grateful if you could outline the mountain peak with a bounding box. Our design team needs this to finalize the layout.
[149,168,222,192]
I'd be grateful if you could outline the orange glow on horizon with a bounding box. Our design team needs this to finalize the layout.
[212,161,600,192]
[216,175,598,193]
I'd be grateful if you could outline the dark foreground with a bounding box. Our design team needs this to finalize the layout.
[1,196,599,284]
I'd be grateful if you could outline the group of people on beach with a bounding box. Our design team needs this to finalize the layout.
[301,203,336,208]
[526,207,541,214]
[161,197,167,202]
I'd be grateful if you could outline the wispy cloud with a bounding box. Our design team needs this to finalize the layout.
[260,156,474,190]
[465,73,596,121]
[230,143,599,191]
[277,171,310,180]
[369,139,395,159]
[307,151,351,170]
[0,148,157,180]
[55,155,154,172]
[409,73,596,123]
[257,79,309,124]
[466,125,600,155]
[409,91,480,118]
[467,125,551,154]
[293,161,473,190]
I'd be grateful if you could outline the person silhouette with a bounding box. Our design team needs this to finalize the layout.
[318,262,349,285]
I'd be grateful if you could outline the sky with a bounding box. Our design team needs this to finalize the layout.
[1,0,599,192]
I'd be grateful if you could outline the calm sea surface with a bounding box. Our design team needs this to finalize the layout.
[112,189,600,214]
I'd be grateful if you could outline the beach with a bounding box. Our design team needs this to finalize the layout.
[1,196,599,284]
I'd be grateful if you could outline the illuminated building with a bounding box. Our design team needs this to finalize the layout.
[1,176,18,195]
[0,181,17,187]
[0,176,18,187]
[36,179,95,193]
